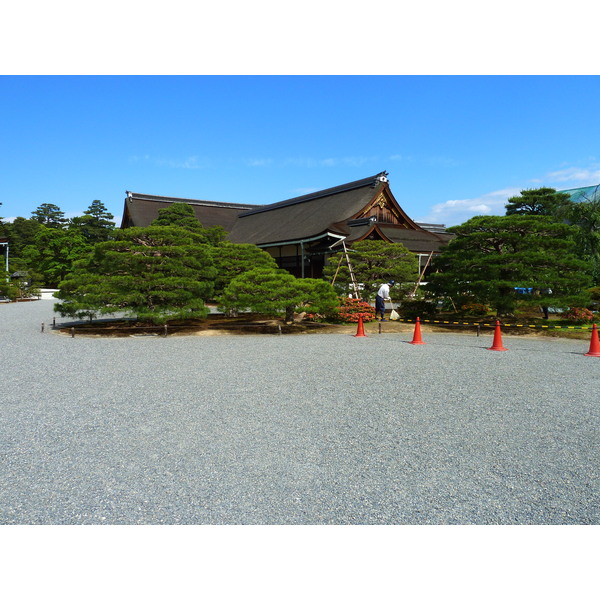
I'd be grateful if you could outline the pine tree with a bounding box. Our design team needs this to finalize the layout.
[55,226,217,323]
[22,226,90,287]
[505,188,572,217]
[218,268,339,322]
[427,215,592,315]
[70,199,116,243]
[209,242,279,294]
[151,202,227,245]
[31,203,68,228]
[323,240,419,300]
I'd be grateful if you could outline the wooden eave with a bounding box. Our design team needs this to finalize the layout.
[348,182,421,229]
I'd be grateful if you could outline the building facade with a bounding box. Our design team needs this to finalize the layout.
[121,172,453,278]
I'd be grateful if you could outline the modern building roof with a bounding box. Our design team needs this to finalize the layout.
[560,184,600,203]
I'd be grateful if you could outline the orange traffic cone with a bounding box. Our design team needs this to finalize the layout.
[409,317,425,345]
[585,323,600,357]
[354,315,367,337]
[488,320,508,351]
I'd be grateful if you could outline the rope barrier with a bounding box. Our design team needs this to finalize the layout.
[47,318,597,336]
[400,318,596,330]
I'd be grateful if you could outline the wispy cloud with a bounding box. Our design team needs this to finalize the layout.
[389,154,458,166]
[243,158,274,167]
[282,156,378,168]
[160,156,211,170]
[129,155,211,169]
[417,187,520,227]
[418,163,600,227]
[543,166,600,186]
[425,156,462,167]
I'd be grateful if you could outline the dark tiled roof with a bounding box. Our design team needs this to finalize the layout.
[240,172,387,217]
[121,192,260,230]
[228,173,388,244]
[119,173,451,255]
[378,226,453,253]
[340,223,451,253]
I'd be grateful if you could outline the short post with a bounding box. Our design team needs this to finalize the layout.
[278,324,282,335]
[41,322,45,333]
[71,327,75,338]
[52,317,56,329]
[378,322,382,334]
[477,324,480,337]
[164,324,168,337]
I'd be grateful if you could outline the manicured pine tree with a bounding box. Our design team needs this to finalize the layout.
[55,226,217,323]
[323,239,419,300]
[217,268,339,322]
[427,214,592,315]
[209,241,279,295]
[151,202,227,245]
[504,188,572,217]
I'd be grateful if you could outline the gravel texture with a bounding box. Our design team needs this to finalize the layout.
[1,300,598,524]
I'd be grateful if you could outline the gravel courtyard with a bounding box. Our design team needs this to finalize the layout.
[1,299,598,525]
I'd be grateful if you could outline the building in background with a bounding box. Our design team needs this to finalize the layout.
[120,172,454,278]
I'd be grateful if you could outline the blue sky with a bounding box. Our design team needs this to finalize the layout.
[1,75,600,228]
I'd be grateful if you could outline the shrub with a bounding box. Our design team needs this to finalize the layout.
[399,299,437,320]
[335,297,376,323]
[459,302,490,317]
[563,307,595,323]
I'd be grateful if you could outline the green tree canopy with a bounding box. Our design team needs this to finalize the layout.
[427,214,592,315]
[151,202,227,245]
[323,240,419,300]
[294,278,340,317]
[217,268,339,322]
[209,241,279,295]
[505,188,572,217]
[3,217,43,259]
[21,226,90,287]
[70,199,116,243]
[561,195,600,284]
[31,203,68,228]
[55,226,217,323]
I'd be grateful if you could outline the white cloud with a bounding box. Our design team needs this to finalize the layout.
[290,187,320,196]
[164,156,211,170]
[129,155,211,169]
[283,156,377,168]
[544,166,600,186]
[244,158,274,167]
[417,187,520,226]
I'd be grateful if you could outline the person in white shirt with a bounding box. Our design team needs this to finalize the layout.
[376,280,394,321]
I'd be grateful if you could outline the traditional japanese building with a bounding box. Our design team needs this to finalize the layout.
[120,172,453,278]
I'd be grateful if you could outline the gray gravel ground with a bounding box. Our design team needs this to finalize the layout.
[1,300,598,524]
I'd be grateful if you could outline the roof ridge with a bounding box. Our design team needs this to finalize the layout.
[126,191,260,210]
[239,172,388,218]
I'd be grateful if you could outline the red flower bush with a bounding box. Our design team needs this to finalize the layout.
[564,307,595,323]
[335,297,376,323]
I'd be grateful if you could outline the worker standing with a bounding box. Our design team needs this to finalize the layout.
[376,280,395,321]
